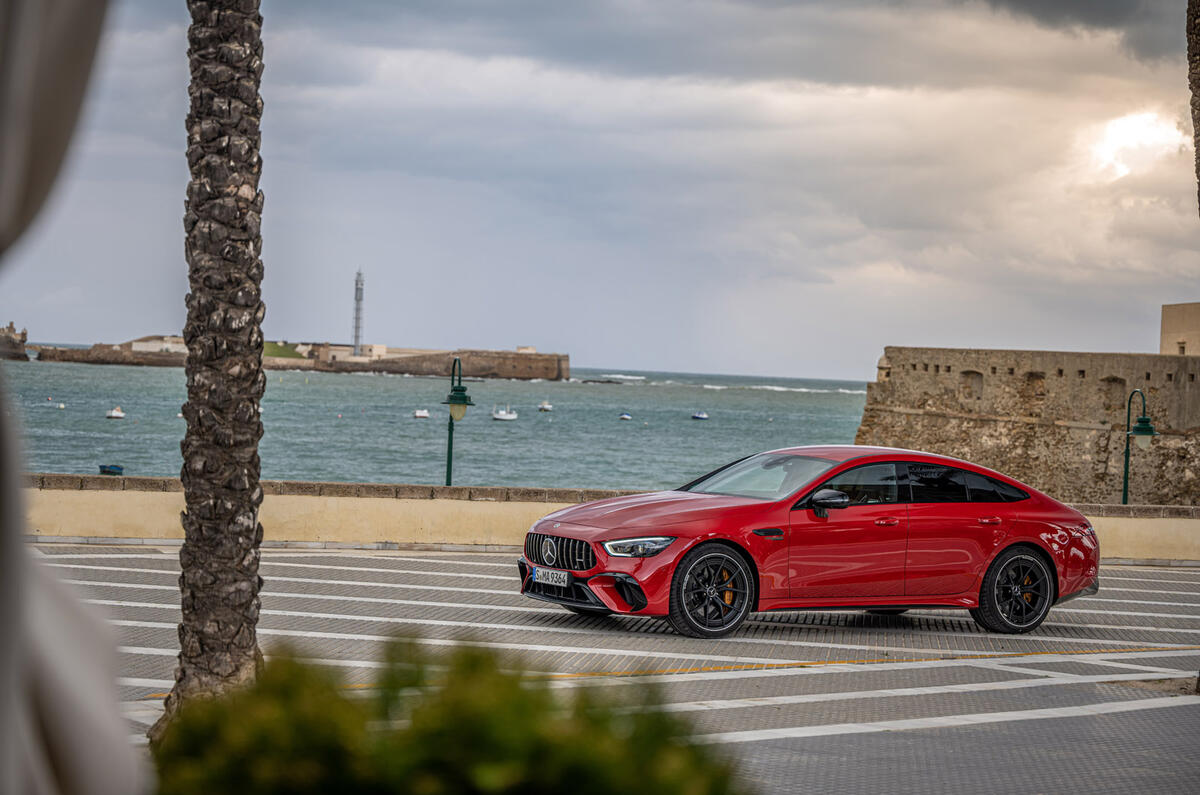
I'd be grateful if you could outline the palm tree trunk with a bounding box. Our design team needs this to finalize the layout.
[149,0,266,743]
[1190,0,1200,217]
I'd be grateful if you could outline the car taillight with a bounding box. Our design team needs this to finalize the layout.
[1068,523,1095,539]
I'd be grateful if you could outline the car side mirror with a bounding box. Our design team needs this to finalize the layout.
[810,488,850,518]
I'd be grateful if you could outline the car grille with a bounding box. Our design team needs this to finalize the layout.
[525,532,596,571]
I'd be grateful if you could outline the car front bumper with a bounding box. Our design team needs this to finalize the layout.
[517,542,684,615]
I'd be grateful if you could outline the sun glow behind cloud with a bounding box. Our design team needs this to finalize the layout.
[1089,112,1188,180]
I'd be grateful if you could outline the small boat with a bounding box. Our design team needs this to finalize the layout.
[492,405,519,421]
[98,464,124,476]
[618,412,632,421]
[413,409,431,419]
[691,411,709,420]
[106,406,125,420]
[537,400,553,412]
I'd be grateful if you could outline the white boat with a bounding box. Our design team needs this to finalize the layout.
[106,406,125,420]
[537,400,553,412]
[412,409,431,419]
[691,411,709,420]
[618,412,632,421]
[492,405,519,421]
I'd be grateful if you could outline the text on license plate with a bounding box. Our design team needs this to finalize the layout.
[533,567,570,587]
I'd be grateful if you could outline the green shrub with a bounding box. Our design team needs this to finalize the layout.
[154,642,746,795]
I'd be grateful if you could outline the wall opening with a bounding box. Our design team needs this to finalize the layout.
[959,370,983,403]
[1101,376,1126,415]
[1018,371,1047,416]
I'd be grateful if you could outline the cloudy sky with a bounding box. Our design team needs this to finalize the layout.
[1,0,1196,380]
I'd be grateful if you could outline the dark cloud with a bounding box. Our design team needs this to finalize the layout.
[0,0,1194,380]
[978,0,1183,59]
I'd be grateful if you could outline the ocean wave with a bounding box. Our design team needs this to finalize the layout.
[745,384,831,393]
[701,384,728,390]
[837,388,867,394]
[600,374,646,381]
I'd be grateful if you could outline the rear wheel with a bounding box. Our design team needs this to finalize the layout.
[970,546,1054,633]
[865,608,908,616]
[667,543,756,638]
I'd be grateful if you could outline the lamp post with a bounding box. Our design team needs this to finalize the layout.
[1121,388,1158,505]
[441,357,474,486]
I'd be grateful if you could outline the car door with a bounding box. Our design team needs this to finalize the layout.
[789,462,908,598]
[903,463,1003,596]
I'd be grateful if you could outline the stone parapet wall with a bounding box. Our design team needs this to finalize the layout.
[20,473,1200,561]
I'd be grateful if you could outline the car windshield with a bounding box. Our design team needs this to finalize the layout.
[680,453,837,501]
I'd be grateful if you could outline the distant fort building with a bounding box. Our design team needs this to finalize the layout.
[1161,302,1200,356]
[0,321,29,361]
[856,304,1198,505]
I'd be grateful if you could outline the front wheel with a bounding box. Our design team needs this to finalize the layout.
[970,546,1055,633]
[667,543,756,638]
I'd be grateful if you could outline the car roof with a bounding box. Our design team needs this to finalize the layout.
[769,444,998,472]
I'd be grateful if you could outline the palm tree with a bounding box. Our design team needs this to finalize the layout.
[149,0,267,742]
[1191,0,1200,219]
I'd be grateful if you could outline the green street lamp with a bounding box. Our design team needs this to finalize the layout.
[1121,388,1158,505]
[441,357,474,486]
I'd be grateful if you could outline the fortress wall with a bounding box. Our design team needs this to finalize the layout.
[37,346,570,381]
[857,346,1200,505]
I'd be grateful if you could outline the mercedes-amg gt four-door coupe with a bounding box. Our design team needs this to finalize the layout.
[518,446,1099,638]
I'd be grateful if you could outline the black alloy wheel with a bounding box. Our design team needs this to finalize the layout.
[667,543,756,638]
[970,546,1054,633]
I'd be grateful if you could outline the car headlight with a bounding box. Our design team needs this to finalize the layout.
[602,536,675,557]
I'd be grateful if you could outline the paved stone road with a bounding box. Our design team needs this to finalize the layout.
[31,544,1200,794]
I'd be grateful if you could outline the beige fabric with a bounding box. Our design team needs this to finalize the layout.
[1,0,147,792]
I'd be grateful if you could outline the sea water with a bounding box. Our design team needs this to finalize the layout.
[0,361,866,490]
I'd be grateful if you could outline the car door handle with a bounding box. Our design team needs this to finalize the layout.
[873,517,900,527]
[978,517,1002,525]
[753,528,784,538]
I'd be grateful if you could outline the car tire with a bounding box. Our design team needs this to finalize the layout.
[970,546,1055,634]
[667,543,756,639]
[562,605,611,617]
[865,608,908,615]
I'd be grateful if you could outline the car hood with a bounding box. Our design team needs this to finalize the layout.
[538,490,770,537]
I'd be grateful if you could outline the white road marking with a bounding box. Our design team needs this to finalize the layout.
[1080,595,1200,607]
[47,564,515,596]
[268,553,516,568]
[42,551,518,569]
[659,672,1197,714]
[1095,586,1200,597]
[1099,574,1200,586]
[1057,606,1200,620]
[117,677,174,688]
[65,580,1200,629]
[108,619,798,666]
[94,603,999,658]
[694,696,1200,744]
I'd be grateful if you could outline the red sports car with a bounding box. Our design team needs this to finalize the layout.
[518,445,1099,638]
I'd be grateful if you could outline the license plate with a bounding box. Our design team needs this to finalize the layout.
[533,566,569,587]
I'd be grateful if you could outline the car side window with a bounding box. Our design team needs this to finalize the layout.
[907,463,969,503]
[964,472,1005,502]
[817,463,901,505]
[962,472,1029,502]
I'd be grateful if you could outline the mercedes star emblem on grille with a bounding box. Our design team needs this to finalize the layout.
[541,536,557,566]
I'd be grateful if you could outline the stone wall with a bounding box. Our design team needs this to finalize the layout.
[20,473,1200,561]
[856,346,1200,505]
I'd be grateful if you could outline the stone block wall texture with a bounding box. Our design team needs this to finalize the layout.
[856,346,1200,505]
